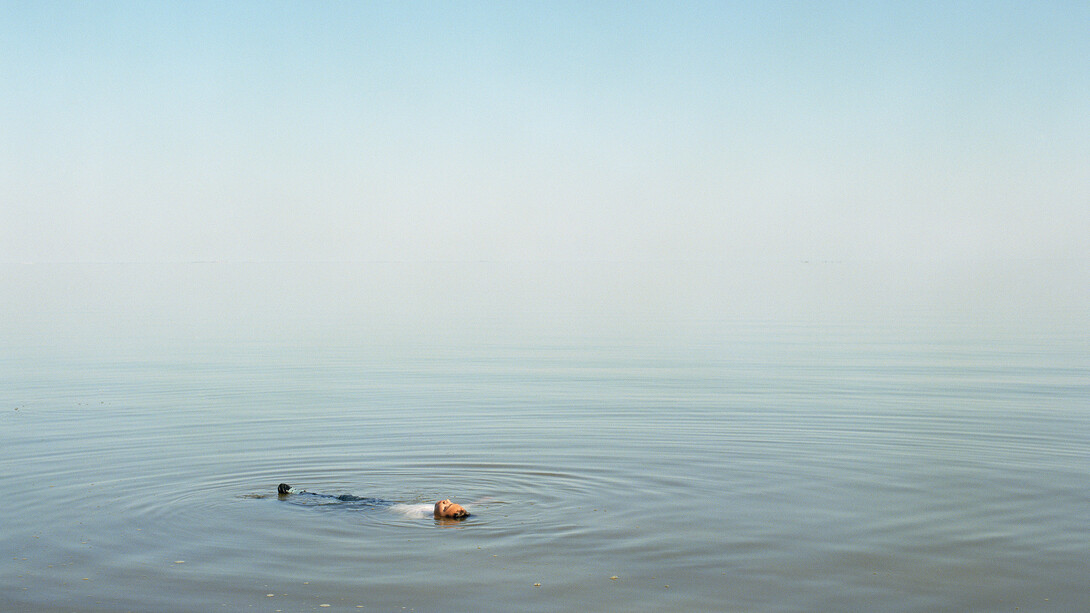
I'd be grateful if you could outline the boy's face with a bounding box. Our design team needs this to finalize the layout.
[434,499,469,519]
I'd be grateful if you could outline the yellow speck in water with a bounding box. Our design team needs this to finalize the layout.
[609,576,619,580]
[533,583,541,587]
[82,578,90,581]
[173,560,185,564]
[266,594,274,597]
[320,605,331,608]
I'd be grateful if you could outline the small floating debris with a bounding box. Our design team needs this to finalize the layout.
[609,576,619,580]
[533,583,541,587]
[173,560,185,564]
[266,594,274,597]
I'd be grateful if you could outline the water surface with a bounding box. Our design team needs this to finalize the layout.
[3,262,1088,611]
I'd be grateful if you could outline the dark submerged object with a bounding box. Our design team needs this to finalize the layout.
[276,483,384,504]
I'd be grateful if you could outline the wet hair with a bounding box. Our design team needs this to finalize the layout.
[277,483,292,495]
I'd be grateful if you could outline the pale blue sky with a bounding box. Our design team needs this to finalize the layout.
[2,1,1087,262]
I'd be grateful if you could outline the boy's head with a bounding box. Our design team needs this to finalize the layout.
[434,499,469,519]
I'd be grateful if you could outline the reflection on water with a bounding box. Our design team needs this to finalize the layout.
[2,262,1088,612]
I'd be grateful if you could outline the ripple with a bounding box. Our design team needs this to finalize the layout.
[4,279,1088,613]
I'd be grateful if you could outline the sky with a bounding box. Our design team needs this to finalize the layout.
[2,1,1088,263]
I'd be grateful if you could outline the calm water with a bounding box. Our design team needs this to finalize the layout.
[2,262,1088,612]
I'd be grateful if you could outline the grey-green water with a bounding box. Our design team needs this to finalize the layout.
[3,262,1088,611]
